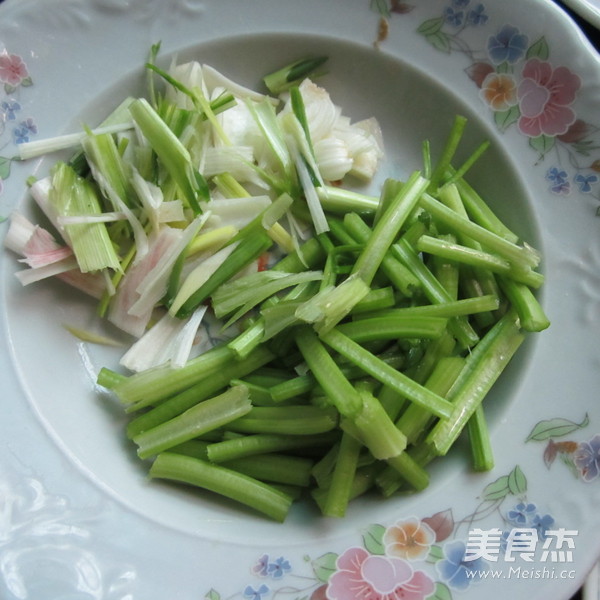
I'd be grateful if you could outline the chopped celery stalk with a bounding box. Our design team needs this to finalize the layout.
[428,114,467,191]
[222,453,314,487]
[263,56,328,94]
[295,274,370,334]
[129,98,203,214]
[111,343,236,406]
[227,319,266,359]
[468,404,494,471]
[455,177,519,243]
[323,432,362,517]
[356,295,499,320]
[352,171,429,286]
[419,193,540,269]
[206,432,339,463]
[294,326,362,418]
[335,315,447,343]
[351,287,396,314]
[342,213,421,297]
[385,451,430,492]
[226,405,338,435]
[49,163,122,273]
[125,346,275,437]
[416,234,543,288]
[149,452,293,522]
[443,139,490,186]
[320,328,454,419]
[391,237,479,349]
[312,465,379,511]
[427,312,524,455]
[396,356,465,445]
[498,276,550,332]
[96,367,127,389]
[134,385,251,459]
[342,388,407,460]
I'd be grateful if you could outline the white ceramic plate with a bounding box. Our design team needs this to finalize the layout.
[561,0,600,29]
[1,1,600,599]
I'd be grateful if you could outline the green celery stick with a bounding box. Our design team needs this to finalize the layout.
[134,385,251,459]
[320,328,454,419]
[294,326,363,418]
[206,432,339,463]
[222,453,314,487]
[225,405,338,435]
[427,311,524,455]
[149,453,293,522]
[467,404,494,471]
[322,432,362,518]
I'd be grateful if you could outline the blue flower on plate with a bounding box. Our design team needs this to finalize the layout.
[1,99,21,121]
[487,25,528,65]
[574,434,600,482]
[13,118,37,144]
[546,166,570,194]
[452,0,470,8]
[437,540,488,590]
[243,584,270,600]
[532,513,555,539]
[467,3,488,26]
[574,172,598,193]
[443,6,465,26]
[506,502,538,526]
[267,556,291,579]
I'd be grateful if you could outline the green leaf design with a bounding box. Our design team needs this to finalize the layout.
[417,17,445,36]
[312,552,338,583]
[370,0,391,17]
[529,134,555,157]
[204,590,220,600]
[526,414,589,442]
[427,544,446,563]
[496,62,512,74]
[426,32,451,53]
[482,474,510,500]
[20,76,34,88]
[363,523,386,555]
[0,157,11,180]
[508,465,527,495]
[494,106,520,132]
[526,36,550,60]
[431,582,453,600]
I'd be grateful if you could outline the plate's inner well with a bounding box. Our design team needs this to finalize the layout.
[4,33,541,544]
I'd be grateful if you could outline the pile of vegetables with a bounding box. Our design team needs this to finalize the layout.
[4,49,549,522]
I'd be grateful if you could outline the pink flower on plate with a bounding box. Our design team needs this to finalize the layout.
[327,547,435,600]
[517,58,581,137]
[0,52,29,87]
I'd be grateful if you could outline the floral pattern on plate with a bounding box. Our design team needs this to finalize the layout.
[203,466,576,600]
[527,413,600,482]
[372,0,600,205]
[0,51,36,197]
